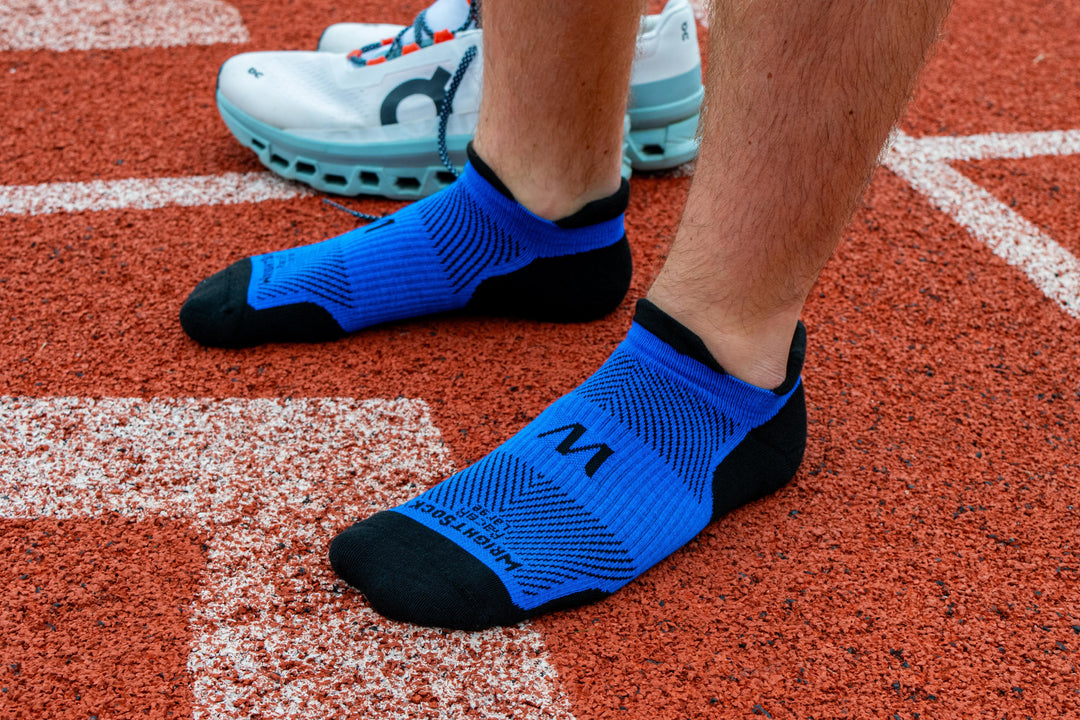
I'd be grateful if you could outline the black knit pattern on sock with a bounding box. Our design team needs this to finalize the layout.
[632,299,808,519]
[461,143,633,322]
[418,181,521,295]
[424,451,637,596]
[576,352,738,503]
[180,153,633,347]
[250,246,356,309]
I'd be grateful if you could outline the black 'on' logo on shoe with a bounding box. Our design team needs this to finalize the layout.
[380,67,452,125]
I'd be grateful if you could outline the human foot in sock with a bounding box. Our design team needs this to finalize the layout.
[329,299,807,629]
[179,146,631,348]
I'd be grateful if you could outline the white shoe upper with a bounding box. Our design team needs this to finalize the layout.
[220,31,484,145]
[630,0,700,86]
[217,0,698,142]
[317,0,700,89]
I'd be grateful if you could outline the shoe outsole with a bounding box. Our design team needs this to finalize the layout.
[624,112,701,171]
[218,89,701,200]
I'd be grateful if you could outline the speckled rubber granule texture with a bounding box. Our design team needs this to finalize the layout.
[0,517,206,719]
[1,0,1078,717]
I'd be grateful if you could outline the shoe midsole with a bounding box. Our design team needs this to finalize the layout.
[628,65,704,130]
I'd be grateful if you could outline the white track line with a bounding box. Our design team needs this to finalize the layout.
[0,0,249,51]
[890,129,1080,163]
[0,396,575,720]
[688,0,709,27]
[885,130,1080,320]
[6,127,1076,320]
[0,173,311,216]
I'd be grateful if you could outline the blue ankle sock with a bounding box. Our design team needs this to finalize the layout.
[180,147,632,347]
[330,300,808,629]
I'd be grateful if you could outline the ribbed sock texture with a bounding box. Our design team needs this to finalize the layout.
[330,300,807,629]
[247,163,624,330]
[179,149,631,347]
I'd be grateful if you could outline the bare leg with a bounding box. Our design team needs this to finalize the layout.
[327,0,956,631]
[649,0,952,388]
[472,0,644,220]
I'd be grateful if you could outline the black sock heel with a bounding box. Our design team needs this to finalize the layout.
[466,236,632,322]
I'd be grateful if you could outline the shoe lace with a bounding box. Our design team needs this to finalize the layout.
[433,45,477,178]
[354,0,479,62]
[348,1,480,179]
[322,198,385,222]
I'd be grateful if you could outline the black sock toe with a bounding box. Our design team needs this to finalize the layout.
[180,259,346,348]
[329,511,518,630]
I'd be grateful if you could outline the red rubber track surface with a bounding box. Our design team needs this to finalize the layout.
[2,0,1079,718]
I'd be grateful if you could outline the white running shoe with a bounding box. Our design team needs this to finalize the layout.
[216,0,702,199]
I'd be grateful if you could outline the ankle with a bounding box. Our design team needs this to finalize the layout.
[470,138,624,221]
[509,169,624,222]
[645,286,803,391]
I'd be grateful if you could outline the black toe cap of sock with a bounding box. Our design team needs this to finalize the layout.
[329,511,519,631]
[180,258,346,348]
[180,259,256,347]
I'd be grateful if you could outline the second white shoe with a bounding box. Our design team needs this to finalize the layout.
[216,0,703,199]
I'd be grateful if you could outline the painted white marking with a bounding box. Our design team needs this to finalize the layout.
[0,173,312,216]
[0,0,249,51]
[688,0,709,27]
[0,397,575,720]
[885,130,1080,320]
[890,129,1080,164]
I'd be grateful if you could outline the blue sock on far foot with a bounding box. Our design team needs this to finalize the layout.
[180,145,632,347]
[329,299,808,629]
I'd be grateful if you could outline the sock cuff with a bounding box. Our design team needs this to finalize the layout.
[624,302,806,428]
[463,143,628,247]
[456,162,625,258]
[633,299,807,392]
[466,142,516,200]
[466,142,630,229]
[633,298,724,373]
